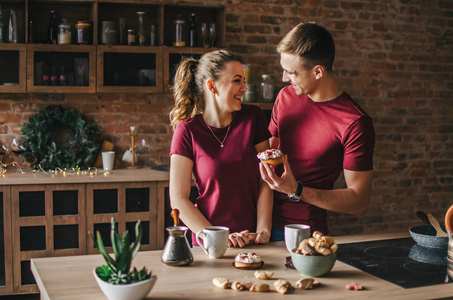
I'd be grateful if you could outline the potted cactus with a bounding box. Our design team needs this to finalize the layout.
[90,217,157,300]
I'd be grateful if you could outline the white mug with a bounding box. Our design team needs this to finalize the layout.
[102,151,115,172]
[195,226,229,259]
[284,224,310,253]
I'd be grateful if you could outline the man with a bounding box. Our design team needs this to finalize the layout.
[260,23,375,240]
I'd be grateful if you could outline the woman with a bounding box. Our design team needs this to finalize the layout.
[169,50,272,247]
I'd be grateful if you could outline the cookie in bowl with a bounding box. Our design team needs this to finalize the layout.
[291,231,337,277]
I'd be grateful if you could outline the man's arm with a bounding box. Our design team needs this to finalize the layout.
[259,158,372,215]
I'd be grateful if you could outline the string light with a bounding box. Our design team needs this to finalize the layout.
[0,161,108,177]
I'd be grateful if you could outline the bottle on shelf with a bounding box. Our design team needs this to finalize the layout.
[42,64,49,86]
[189,13,197,47]
[259,74,275,103]
[201,23,209,48]
[137,12,145,46]
[48,10,57,44]
[119,17,126,45]
[173,15,185,47]
[58,66,66,86]
[0,5,5,43]
[49,66,58,86]
[127,29,135,46]
[150,24,156,46]
[8,9,17,43]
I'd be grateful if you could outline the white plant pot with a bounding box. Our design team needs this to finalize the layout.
[93,268,157,300]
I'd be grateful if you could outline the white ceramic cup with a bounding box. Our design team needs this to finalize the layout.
[284,224,311,253]
[102,151,115,172]
[195,226,229,259]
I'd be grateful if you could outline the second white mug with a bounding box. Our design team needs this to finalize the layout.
[195,226,229,259]
[284,224,310,253]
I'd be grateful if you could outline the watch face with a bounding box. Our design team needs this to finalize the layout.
[288,195,301,202]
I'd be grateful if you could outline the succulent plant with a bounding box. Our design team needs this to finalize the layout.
[89,217,152,284]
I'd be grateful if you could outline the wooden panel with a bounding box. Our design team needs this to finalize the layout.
[157,181,168,250]
[96,45,162,93]
[86,181,158,254]
[0,186,13,294]
[26,44,96,93]
[11,184,86,293]
[0,44,27,93]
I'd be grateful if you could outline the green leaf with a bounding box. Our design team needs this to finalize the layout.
[95,231,117,272]
[111,218,121,259]
[95,265,113,282]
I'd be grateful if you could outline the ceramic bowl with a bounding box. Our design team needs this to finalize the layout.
[93,268,157,300]
[290,250,337,277]
[409,225,448,249]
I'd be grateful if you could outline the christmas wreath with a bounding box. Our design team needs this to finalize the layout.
[20,105,100,170]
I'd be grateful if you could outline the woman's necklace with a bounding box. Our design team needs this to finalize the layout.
[207,123,231,148]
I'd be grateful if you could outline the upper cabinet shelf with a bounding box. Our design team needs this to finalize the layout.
[0,0,225,94]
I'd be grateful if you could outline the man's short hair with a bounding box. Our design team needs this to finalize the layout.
[277,23,335,72]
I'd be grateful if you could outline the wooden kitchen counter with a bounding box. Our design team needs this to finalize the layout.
[0,167,169,185]
[31,232,452,300]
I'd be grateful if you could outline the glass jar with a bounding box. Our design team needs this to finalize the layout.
[58,19,71,44]
[75,21,92,44]
[260,74,275,103]
[173,15,185,47]
[127,29,135,46]
[100,21,118,45]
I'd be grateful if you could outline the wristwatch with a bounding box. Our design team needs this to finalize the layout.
[288,182,303,202]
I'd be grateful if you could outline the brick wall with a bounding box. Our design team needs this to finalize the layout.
[1,0,452,236]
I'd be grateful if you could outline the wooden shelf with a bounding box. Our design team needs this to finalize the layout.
[97,45,163,93]
[0,1,225,94]
[0,44,26,93]
[26,44,97,93]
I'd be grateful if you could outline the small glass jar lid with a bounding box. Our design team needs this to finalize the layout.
[58,19,70,29]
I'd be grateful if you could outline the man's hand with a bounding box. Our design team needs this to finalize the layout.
[259,155,298,195]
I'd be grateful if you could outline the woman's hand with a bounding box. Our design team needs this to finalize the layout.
[228,230,253,248]
[255,231,270,245]
[228,230,270,247]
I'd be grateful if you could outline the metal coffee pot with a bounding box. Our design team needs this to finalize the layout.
[161,209,193,266]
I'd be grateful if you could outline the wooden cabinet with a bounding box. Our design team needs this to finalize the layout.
[0,168,168,295]
[11,184,86,294]
[97,45,162,93]
[0,44,26,93]
[0,0,225,94]
[85,182,159,254]
[26,44,96,93]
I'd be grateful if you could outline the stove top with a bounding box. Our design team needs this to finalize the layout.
[337,237,450,288]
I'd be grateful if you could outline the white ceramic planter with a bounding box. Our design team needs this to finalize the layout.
[93,268,157,300]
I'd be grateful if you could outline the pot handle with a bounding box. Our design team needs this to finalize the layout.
[444,204,453,234]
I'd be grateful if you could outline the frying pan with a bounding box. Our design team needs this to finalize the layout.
[408,243,447,265]
[409,225,448,249]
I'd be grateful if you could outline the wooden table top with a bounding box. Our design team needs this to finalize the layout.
[31,232,453,300]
